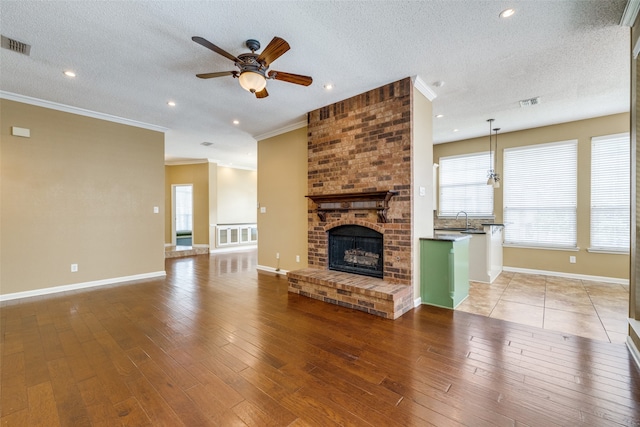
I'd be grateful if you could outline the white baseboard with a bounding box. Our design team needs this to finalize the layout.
[628,319,640,371]
[0,271,166,302]
[210,245,257,254]
[414,297,422,307]
[502,266,628,285]
[256,264,288,276]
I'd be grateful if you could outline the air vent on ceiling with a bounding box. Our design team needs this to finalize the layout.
[519,97,541,107]
[200,142,214,147]
[1,35,31,56]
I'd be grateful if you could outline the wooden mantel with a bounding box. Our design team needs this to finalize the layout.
[306,191,398,223]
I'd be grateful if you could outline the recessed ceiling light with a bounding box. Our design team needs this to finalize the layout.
[453,129,459,132]
[500,8,515,18]
[432,81,445,88]
[233,120,240,125]
[435,114,444,118]
[167,101,176,107]
[201,142,213,147]
[63,70,76,78]
[323,83,333,90]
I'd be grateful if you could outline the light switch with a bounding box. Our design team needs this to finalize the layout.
[260,206,267,213]
[419,186,426,196]
[153,206,159,213]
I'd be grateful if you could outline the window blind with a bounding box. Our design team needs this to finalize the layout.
[439,152,493,217]
[503,140,577,248]
[590,133,630,252]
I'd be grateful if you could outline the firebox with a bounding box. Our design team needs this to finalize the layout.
[328,225,383,278]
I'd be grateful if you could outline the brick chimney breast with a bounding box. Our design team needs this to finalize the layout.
[307,78,413,285]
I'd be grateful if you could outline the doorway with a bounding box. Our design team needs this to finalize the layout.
[172,184,193,246]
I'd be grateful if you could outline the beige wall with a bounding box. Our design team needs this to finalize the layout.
[412,87,434,297]
[217,166,257,224]
[1,99,165,296]
[257,126,308,271]
[434,113,630,280]
[165,163,209,245]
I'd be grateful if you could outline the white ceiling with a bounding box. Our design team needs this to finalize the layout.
[0,0,631,170]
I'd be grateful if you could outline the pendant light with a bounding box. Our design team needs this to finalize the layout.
[486,119,497,186]
[492,126,501,188]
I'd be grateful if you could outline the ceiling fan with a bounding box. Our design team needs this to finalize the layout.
[192,36,313,98]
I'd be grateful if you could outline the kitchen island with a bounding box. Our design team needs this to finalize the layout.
[420,234,470,309]
[433,224,504,283]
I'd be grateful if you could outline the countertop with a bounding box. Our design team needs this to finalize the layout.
[421,234,472,242]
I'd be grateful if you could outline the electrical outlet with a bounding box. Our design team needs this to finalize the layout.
[569,256,576,264]
[296,255,300,263]
[276,252,280,259]
[71,264,78,272]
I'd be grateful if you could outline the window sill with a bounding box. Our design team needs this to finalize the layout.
[587,248,630,255]
[502,244,579,252]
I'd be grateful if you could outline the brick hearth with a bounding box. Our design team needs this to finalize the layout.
[287,268,414,319]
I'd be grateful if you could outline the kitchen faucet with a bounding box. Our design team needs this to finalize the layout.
[456,211,470,229]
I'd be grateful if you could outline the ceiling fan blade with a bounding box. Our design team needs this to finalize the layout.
[196,71,237,79]
[268,70,313,86]
[255,88,269,98]
[257,37,290,66]
[192,36,239,62]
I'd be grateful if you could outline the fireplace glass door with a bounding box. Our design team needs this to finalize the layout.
[328,225,383,278]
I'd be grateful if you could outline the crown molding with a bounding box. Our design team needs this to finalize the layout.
[0,91,168,133]
[253,119,307,141]
[412,76,438,101]
[621,0,640,26]
[164,159,256,170]
[164,159,209,166]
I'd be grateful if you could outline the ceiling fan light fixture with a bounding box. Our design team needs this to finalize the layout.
[238,70,267,93]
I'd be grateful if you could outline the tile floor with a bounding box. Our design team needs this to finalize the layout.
[456,271,630,344]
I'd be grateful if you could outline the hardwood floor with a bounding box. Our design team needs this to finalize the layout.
[2,249,639,426]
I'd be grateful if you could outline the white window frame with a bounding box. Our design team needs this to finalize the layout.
[438,152,494,218]
[589,133,630,253]
[503,140,578,250]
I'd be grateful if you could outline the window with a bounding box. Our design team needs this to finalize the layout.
[590,133,630,252]
[503,140,577,248]
[438,152,493,217]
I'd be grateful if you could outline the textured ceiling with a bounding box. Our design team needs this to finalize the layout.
[0,0,630,169]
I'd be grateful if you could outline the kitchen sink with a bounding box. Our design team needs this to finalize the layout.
[460,229,486,234]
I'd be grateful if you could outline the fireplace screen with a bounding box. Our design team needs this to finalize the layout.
[328,225,383,278]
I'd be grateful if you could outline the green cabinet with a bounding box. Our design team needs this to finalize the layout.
[420,236,470,309]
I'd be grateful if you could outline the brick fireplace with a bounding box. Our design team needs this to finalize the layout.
[287,77,431,319]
